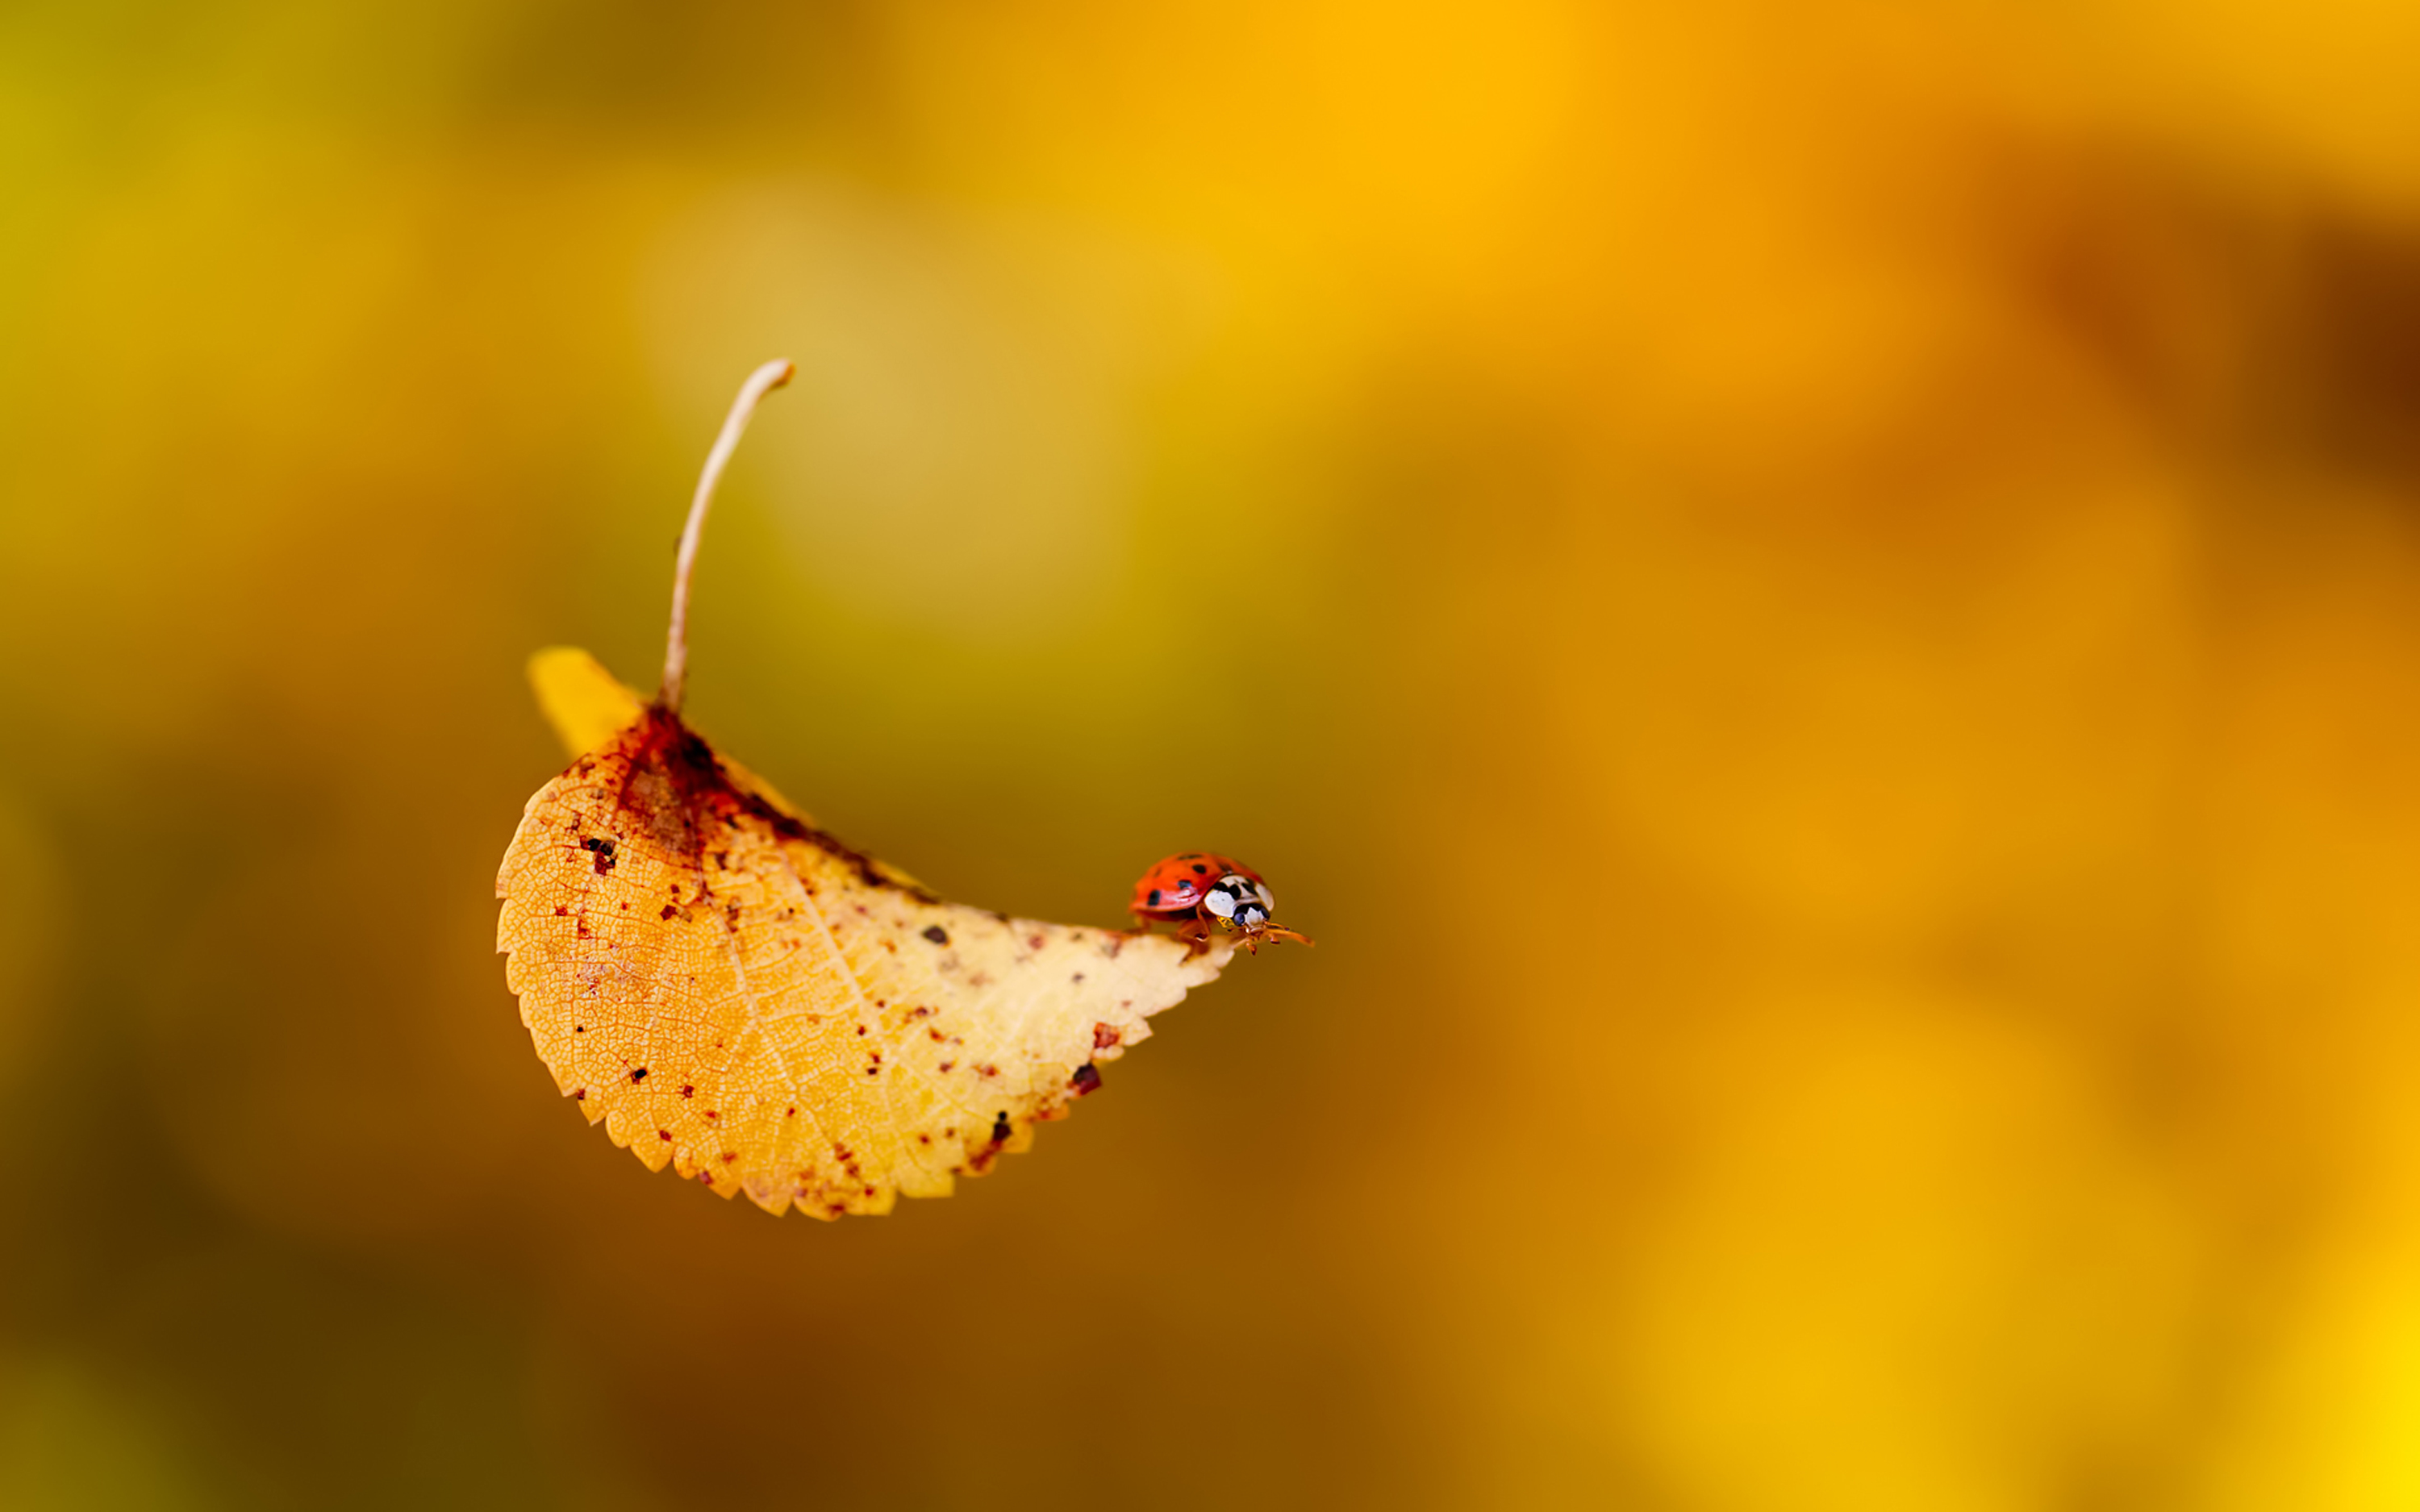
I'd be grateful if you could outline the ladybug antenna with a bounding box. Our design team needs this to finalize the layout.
[661,358,795,713]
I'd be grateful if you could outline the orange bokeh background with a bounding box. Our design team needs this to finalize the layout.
[7,2,2420,1506]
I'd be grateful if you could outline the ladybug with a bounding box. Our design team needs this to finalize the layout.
[1129,852,1312,954]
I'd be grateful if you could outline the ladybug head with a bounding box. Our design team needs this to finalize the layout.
[1201,873,1277,933]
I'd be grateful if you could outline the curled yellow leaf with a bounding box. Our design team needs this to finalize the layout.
[496,656,1232,1217]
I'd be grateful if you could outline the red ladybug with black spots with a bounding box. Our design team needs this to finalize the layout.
[1129,852,1312,954]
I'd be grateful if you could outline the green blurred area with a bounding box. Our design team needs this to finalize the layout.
[8,0,2420,1506]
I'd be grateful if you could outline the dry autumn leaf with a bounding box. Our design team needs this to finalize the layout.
[496,362,1247,1218]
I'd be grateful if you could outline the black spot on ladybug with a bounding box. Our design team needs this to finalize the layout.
[1147,889,1162,906]
[990,1111,1011,1143]
[923,925,949,945]
[1191,861,1208,874]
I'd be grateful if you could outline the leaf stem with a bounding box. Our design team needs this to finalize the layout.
[661,359,795,712]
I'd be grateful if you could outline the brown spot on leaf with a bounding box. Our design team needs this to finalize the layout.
[923,925,949,945]
[1070,1063,1103,1097]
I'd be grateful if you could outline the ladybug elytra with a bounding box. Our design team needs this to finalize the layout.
[1129,852,1312,954]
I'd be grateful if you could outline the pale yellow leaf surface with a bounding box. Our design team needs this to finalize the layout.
[496,650,1233,1218]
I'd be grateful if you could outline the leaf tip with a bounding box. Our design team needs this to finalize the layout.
[528,647,645,757]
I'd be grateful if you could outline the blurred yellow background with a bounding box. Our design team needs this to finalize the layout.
[7,1,2420,1506]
